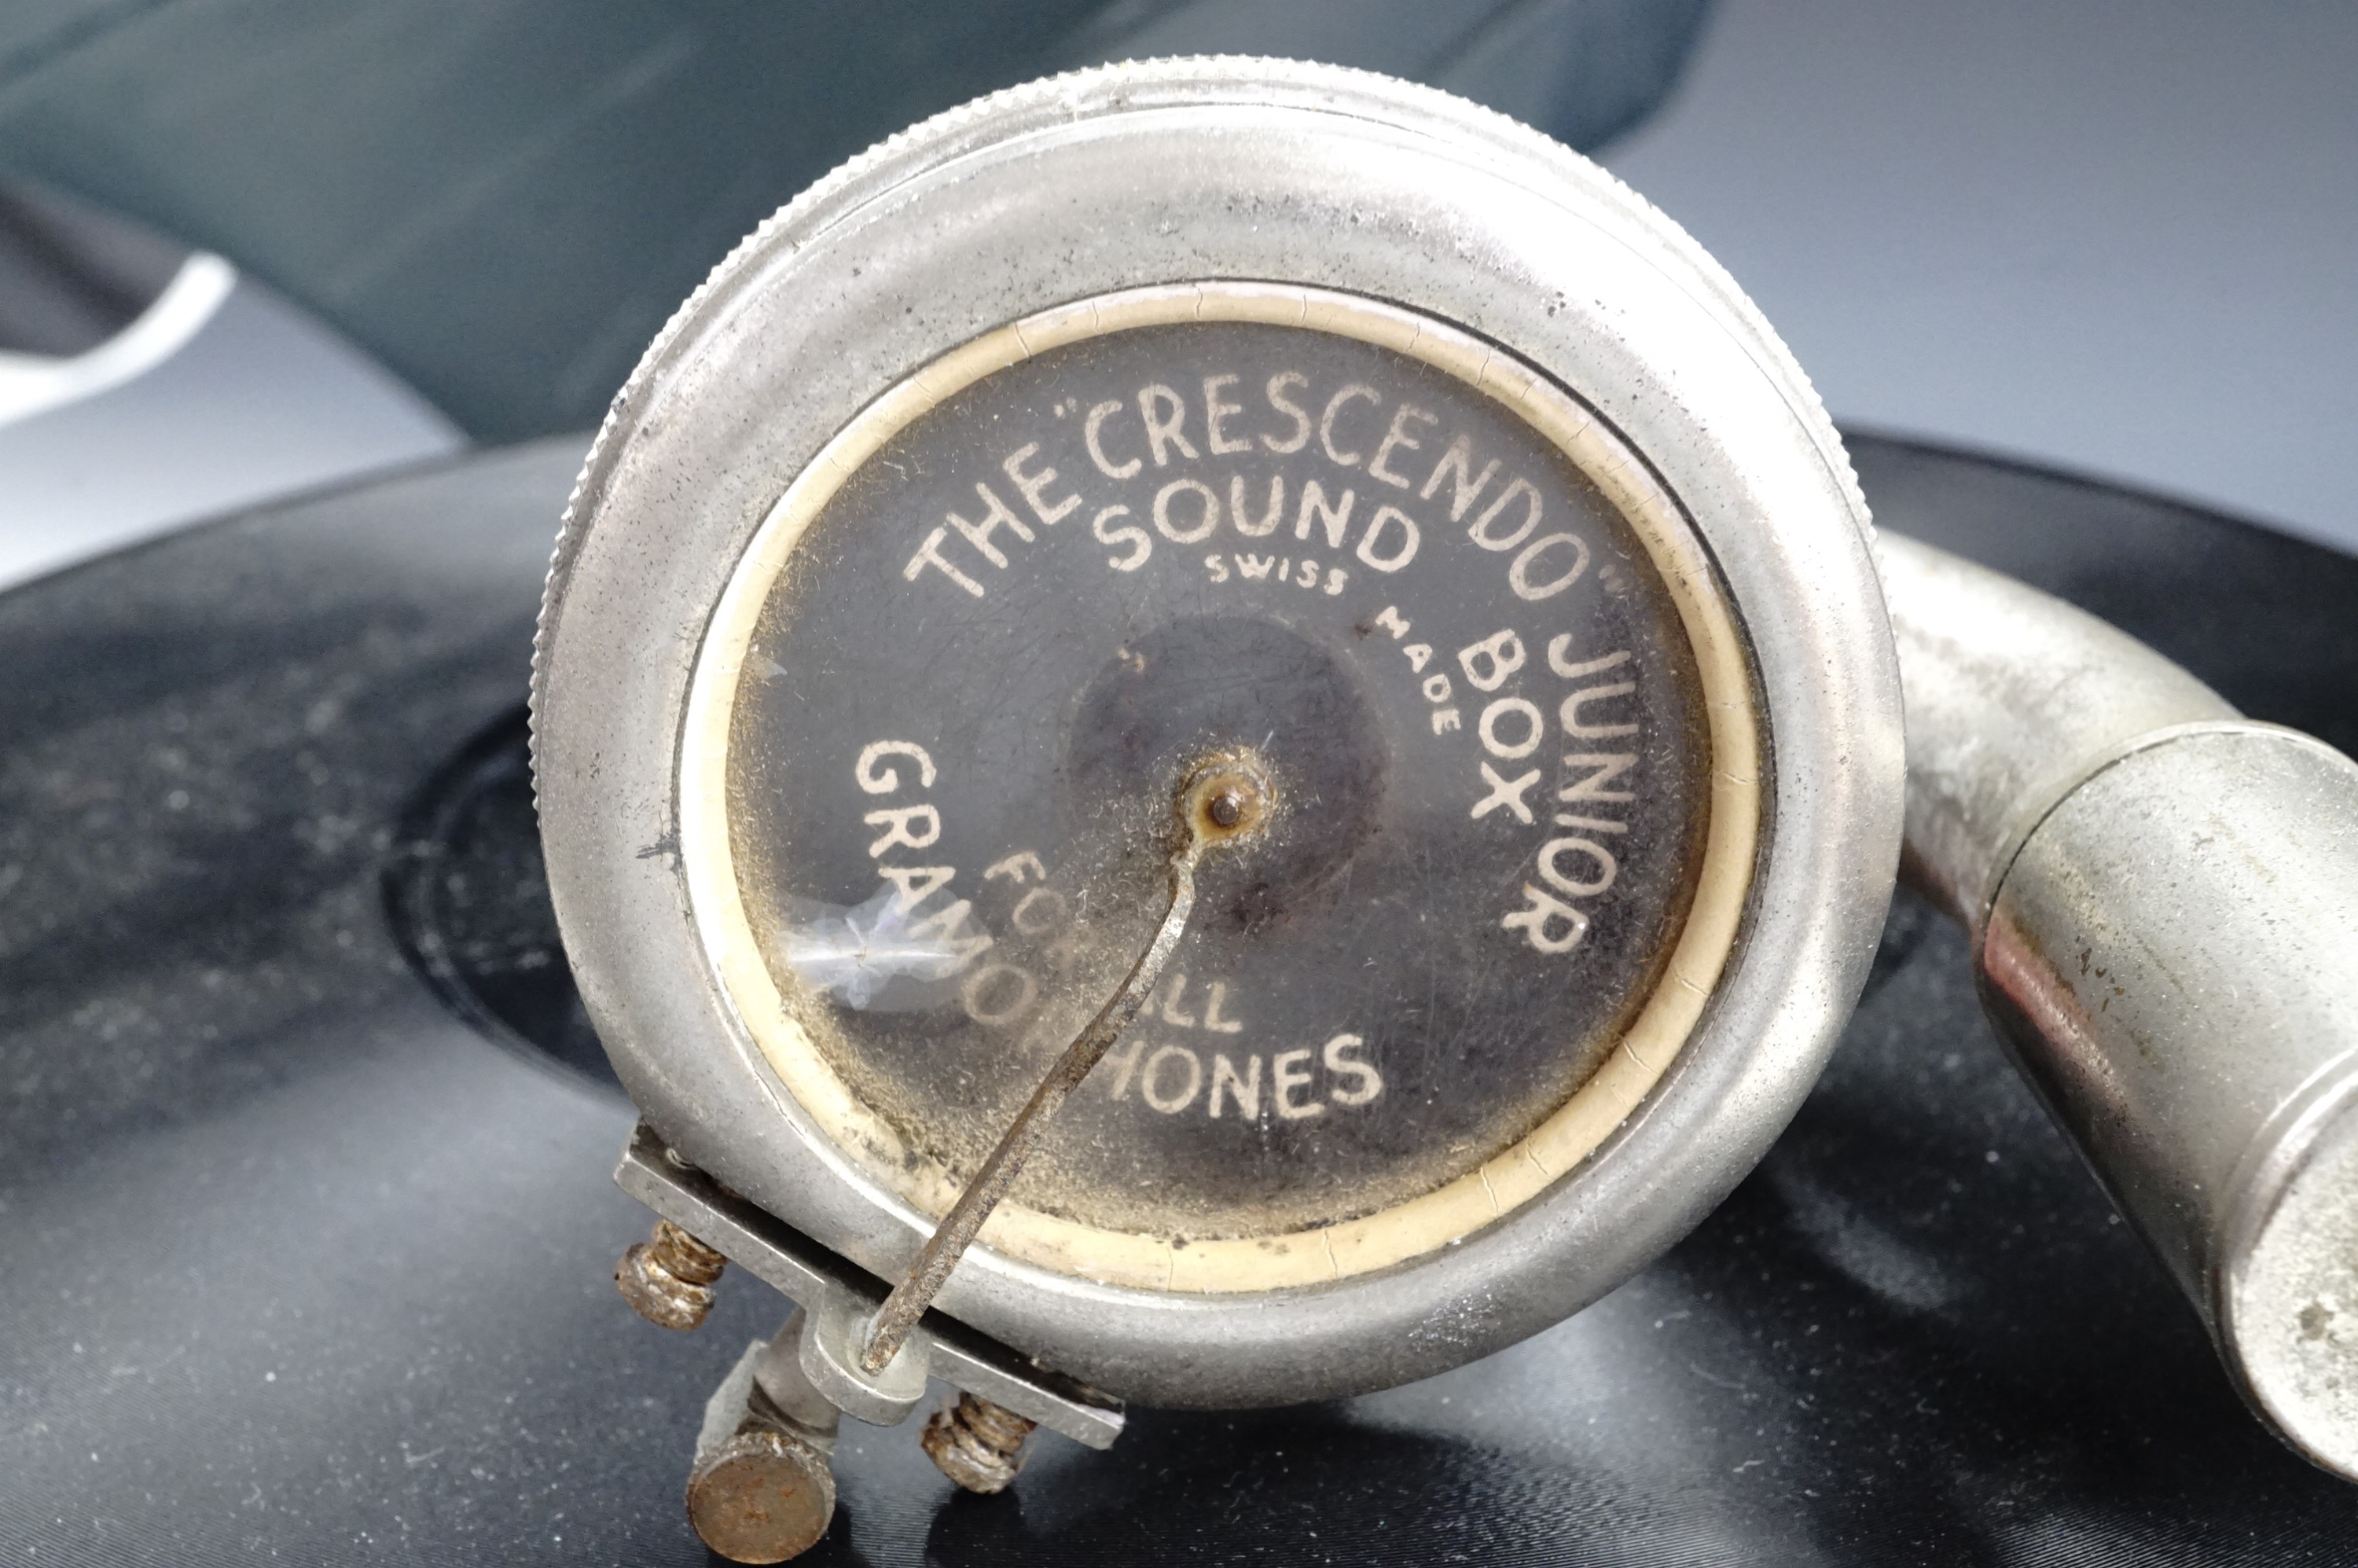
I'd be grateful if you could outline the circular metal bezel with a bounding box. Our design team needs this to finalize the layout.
[534,57,1903,1407]
[679,281,1764,1293]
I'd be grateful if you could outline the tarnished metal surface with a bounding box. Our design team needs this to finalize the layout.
[614,1126,1127,1449]
[688,1331,839,1563]
[920,1393,1035,1495]
[536,56,1901,1409]
[796,1286,930,1429]
[1985,729,2358,1480]
[615,1218,728,1331]
[1878,531,2232,924]
[1884,532,2358,1481]
[685,1423,834,1564]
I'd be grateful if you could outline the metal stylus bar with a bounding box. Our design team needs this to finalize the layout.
[858,843,1203,1373]
[858,756,1273,1375]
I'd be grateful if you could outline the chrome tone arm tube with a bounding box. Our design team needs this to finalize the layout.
[1882,532,2358,1481]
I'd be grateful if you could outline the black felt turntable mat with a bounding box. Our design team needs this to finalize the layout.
[3,431,2356,1566]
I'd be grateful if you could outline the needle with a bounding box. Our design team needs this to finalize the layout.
[858,751,1275,1375]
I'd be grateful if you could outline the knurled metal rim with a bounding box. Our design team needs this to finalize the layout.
[532,57,1903,1407]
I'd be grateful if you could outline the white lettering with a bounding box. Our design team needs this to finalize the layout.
[1478,697,1543,760]
[946,481,1033,568]
[1509,532,1589,600]
[1471,762,1541,824]
[908,898,993,969]
[1263,372,1313,454]
[1272,1048,1324,1119]
[1470,477,1541,552]
[1560,754,1637,803]
[1203,374,1252,455]
[862,803,940,856]
[1503,883,1590,954]
[1209,1052,1262,1119]
[1420,434,1499,522]
[1153,478,1221,544]
[1159,973,1198,1028]
[984,851,1046,884]
[1561,682,1639,740]
[1555,813,1629,835]
[878,864,953,912]
[1547,637,1632,680]
[1323,1033,1383,1105]
[1001,443,1081,527]
[1091,503,1151,571]
[1085,398,1141,480]
[1319,384,1379,466]
[1537,836,1618,898]
[855,740,937,794]
[903,528,985,597]
[1102,1034,1146,1100]
[1141,1043,1203,1113]
[1356,504,1420,572]
[960,961,1037,1026]
[1456,628,1527,692]
[1010,887,1068,936]
[1368,404,1437,489]
[1138,384,1198,467]
[1295,479,1355,548]
[1229,474,1284,537]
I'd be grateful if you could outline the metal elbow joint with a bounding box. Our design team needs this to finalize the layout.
[1882,532,2358,1479]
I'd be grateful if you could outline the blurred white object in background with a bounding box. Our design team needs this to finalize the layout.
[0,251,232,426]
[0,183,460,592]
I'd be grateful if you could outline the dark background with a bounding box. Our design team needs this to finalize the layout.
[1,2,2354,1562]
[6,430,2356,1565]
[0,0,1707,441]
[5,1,2348,569]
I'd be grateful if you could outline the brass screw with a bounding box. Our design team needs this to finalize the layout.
[1182,754,1273,844]
[920,1392,1036,1494]
[616,1219,727,1331]
[687,1386,836,1563]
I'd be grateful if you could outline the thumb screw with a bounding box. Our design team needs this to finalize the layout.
[920,1392,1036,1494]
[617,1219,728,1330]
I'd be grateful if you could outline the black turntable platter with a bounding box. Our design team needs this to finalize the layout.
[6,433,2356,1565]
